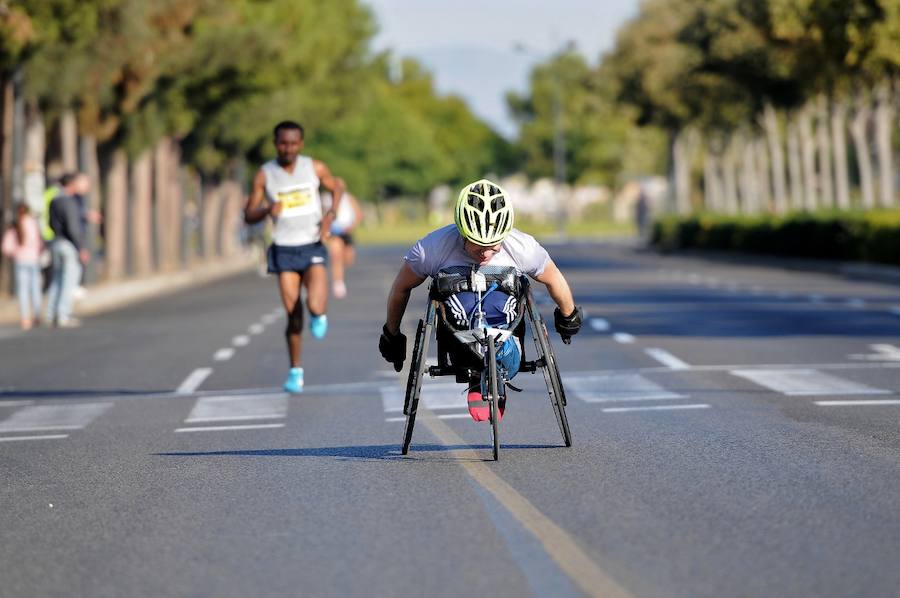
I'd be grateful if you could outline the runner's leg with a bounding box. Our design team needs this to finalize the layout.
[303,264,328,316]
[278,271,303,367]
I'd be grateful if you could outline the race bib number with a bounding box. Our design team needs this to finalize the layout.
[277,188,313,210]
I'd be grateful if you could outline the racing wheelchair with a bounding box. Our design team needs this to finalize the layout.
[400,265,572,461]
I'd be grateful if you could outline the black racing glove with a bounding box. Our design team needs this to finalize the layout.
[379,325,407,372]
[554,306,583,345]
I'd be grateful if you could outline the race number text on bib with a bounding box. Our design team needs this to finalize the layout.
[276,184,316,217]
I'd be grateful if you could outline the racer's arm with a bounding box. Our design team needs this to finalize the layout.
[534,259,583,343]
[314,160,345,237]
[533,259,575,315]
[244,169,274,223]
[385,262,427,335]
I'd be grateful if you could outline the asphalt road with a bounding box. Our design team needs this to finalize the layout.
[2,241,899,598]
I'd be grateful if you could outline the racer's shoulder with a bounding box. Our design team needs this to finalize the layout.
[417,223,459,245]
[505,228,545,249]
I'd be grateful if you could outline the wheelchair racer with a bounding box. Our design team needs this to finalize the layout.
[379,179,583,421]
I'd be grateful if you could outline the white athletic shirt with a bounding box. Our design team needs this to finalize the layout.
[404,224,551,279]
[321,191,357,232]
[262,156,321,246]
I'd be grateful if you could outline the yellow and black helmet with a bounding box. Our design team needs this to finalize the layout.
[454,179,514,246]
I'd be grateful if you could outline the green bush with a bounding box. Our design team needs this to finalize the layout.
[650,211,900,266]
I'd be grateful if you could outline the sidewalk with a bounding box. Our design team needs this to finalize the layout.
[0,253,257,325]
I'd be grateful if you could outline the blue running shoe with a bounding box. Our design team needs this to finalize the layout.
[283,367,304,394]
[310,314,328,339]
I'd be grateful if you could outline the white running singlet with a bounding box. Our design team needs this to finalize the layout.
[262,156,321,246]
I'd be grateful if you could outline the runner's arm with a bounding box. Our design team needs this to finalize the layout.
[314,160,345,218]
[533,259,576,316]
[244,169,273,223]
[385,262,427,335]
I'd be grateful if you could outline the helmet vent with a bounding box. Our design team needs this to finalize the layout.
[490,196,505,211]
[467,194,484,210]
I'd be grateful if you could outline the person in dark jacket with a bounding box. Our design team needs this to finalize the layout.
[45,173,91,327]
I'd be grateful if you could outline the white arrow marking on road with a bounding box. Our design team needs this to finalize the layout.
[232,335,250,347]
[815,399,900,407]
[176,368,213,394]
[213,348,235,361]
[731,369,890,396]
[175,423,285,433]
[644,348,690,370]
[613,333,635,344]
[602,404,709,413]
[0,403,111,433]
[589,318,610,332]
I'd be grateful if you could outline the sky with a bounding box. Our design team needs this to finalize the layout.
[364,0,640,138]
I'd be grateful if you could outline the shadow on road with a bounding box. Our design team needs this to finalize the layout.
[156,443,559,462]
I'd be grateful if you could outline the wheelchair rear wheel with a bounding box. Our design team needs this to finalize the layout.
[531,308,573,447]
[487,339,500,461]
[402,315,432,455]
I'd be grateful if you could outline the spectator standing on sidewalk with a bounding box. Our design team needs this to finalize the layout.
[45,173,90,328]
[2,203,43,330]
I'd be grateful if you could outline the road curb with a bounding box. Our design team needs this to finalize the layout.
[0,253,257,325]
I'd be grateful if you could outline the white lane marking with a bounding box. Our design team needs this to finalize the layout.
[380,382,466,413]
[0,403,111,433]
[0,400,34,407]
[213,348,235,361]
[248,323,265,335]
[185,393,287,423]
[644,348,690,370]
[602,404,710,413]
[815,399,900,407]
[849,344,900,362]
[176,368,213,395]
[846,299,866,309]
[568,374,685,403]
[613,333,635,344]
[588,318,610,332]
[175,423,285,433]
[808,293,825,304]
[385,413,470,422]
[261,313,279,325]
[731,369,890,396]
[232,335,250,347]
[0,434,69,442]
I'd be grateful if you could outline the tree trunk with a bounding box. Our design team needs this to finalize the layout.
[220,180,243,257]
[762,102,787,213]
[22,102,46,214]
[703,150,723,213]
[797,105,818,211]
[722,136,739,214]
[104,149,128,280]
[738,134,759,214]
[755,138,771,213]
[831,98,851,210]
[131,151,153,276]
[786,119,804,211]
[60,108,78,172]
[154,138,170,270]
[815,95,834,208]
[850,97,875,209]
[874,80,895,207]
[80,135,101,283]
[166,143,183,269]
[673,130,692,215]
[0,73,14,295]
[201,181,221,258]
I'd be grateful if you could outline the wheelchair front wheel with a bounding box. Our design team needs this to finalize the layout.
[487,339,500,461]
[402,317,432,455]
[534,318,572,447]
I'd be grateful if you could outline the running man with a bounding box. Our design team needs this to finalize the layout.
[244,121,345,393]
[324,181,363,298]
[379,179,583,420]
